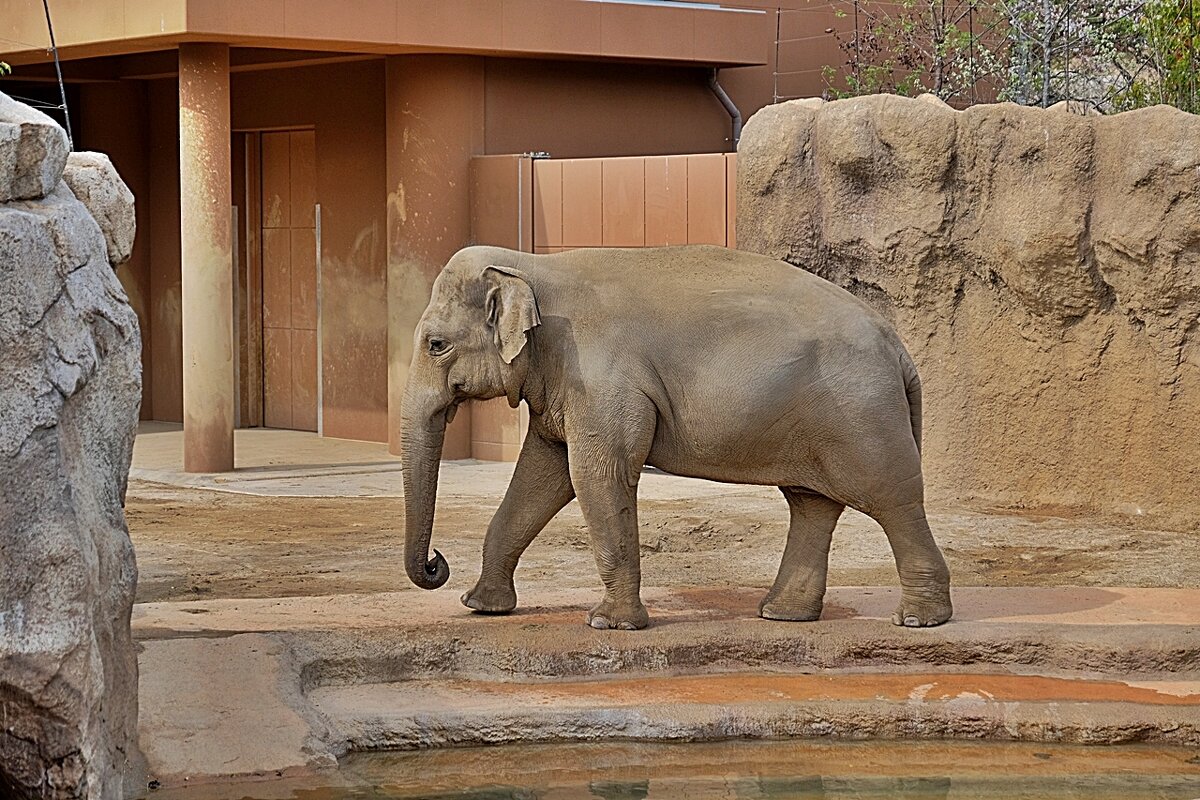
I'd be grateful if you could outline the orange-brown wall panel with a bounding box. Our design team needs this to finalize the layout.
[527,152,736,256]
[470,154,533,251]
[261,132,291,228]
[279,0,397,44]
[501,0,602,55]
[262,327,293,429]
[290,227,317,330]
[561,159,603,248]
[644,155,688,247]
[599,2,695,61]
[471,396,523,463]
[601,158,645,248]
[533,159,563,249]
[686,154,728,246]
[291,329,319,432]
[261,228,291,330]
[692,6,774,65]
[289,130,317,228]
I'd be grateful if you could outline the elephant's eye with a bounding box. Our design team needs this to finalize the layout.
[428,338,449,356]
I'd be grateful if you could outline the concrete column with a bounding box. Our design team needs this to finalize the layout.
[179,44,234,473]
[386,55,484,458]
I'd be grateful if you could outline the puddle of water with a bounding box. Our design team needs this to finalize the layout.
[141,740,1200,799]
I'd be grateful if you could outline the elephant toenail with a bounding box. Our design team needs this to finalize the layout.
[589,616,611,630]
[617,621,637,631]
[904,615,921,627]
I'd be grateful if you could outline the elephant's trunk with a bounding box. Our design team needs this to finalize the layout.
[401,387,451,590]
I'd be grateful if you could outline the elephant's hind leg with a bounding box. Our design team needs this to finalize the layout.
[462,431,575,614]
[872,494,952,628]
[759,488,844,622]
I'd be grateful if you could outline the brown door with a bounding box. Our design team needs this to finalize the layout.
[260,130,318,431]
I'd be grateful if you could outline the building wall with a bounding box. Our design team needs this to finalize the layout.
[230,60,390,443]
[71,47,790,446]
[76,81,154,420]
[483,59,738,158]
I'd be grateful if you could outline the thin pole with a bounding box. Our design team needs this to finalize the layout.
[42,0,72,149]
[774,6,782,103]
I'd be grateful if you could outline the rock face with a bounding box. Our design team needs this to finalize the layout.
[0,93,142,798]
[738,95,1200,530]
[0,93,69,203]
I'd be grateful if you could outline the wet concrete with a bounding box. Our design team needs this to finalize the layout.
[136,740,1200,799]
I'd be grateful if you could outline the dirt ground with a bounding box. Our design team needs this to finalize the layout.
[127,479,1200,605]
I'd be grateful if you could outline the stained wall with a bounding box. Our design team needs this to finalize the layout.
[70,49,779,446]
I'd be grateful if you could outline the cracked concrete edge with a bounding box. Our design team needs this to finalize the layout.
[318,699,1200,752]
[277,622,1200,690]
[137,626,1200,788]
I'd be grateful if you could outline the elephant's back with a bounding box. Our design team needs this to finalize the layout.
[533,245,894,346]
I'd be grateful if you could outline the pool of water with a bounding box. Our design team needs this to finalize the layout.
[142,740,1200,799]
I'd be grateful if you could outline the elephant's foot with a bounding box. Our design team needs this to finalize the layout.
[758,594,824,622]
[758,576,826,622]
[587,597,649,630]
[891,583,953,628]
[461,578,517,614]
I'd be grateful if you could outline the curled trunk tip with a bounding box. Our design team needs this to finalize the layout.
[408,548,450,590]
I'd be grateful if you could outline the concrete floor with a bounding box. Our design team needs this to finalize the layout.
[131,422,407,496]
[130,421,780,501]
[124,424,1200,791]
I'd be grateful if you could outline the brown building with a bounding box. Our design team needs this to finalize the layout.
[1,0,842,470]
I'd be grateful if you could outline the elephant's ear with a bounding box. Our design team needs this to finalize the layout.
[484,266,541,364]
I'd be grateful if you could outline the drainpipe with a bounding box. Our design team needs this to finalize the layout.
[708,68,742,150]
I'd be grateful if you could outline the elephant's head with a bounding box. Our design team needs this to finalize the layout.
[401,254,541,590]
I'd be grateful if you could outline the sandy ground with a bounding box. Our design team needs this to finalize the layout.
[127,479,1200,605]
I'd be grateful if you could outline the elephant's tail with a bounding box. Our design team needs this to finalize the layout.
[899,348,922,455]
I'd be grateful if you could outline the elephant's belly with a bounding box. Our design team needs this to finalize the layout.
[645,418,824,489]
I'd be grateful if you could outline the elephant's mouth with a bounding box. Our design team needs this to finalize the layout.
[444,382,474,424]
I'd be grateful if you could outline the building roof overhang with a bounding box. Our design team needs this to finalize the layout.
[1,0,772,69]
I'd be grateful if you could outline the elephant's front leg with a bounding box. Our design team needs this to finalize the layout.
[462,431,575,613]
[568,405,655,630]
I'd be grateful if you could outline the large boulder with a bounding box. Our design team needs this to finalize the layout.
[0,92,142,798]
[739,95,1200,530]
[0,92,69,203]
[61,152,136,265]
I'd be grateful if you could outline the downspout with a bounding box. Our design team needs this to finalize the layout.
[708,68,742,150]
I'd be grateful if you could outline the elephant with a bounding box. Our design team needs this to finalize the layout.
[401,244,952,630]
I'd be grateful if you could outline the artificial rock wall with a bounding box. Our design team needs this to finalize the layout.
[738,94,1200,530]
[0,92,142,798]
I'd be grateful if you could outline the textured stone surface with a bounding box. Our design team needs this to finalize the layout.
[0,92,69,203]
[738,95,1200,531]
[0,92,142,799]
[62,152,136,265]
[127,585,1200,786]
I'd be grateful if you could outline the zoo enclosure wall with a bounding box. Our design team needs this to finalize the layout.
[468,151,739,461]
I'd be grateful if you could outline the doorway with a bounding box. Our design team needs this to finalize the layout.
[233,128,319,432]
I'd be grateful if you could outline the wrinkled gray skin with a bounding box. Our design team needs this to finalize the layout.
[402,245,952,630]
